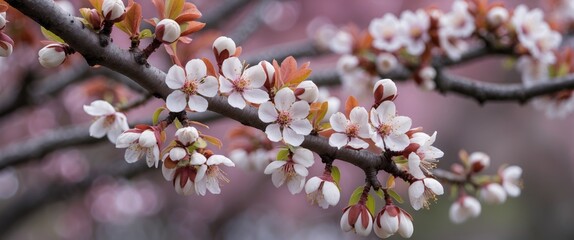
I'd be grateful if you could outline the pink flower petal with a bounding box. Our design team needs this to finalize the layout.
[243,89,270,104]
[166,65,186,89]
[283,127,304,146]
[258,102,279,123]
[329,112,348,132]
[185,59,207,81]
[289,101,310,119]
[274,88,296,111]
[166,90,188,112]
[187,95,208,112]
[228,92,246,109]
[221,57,242,80]
[198,76,219,97]
[243,64,266,88]
[265,123,282,142]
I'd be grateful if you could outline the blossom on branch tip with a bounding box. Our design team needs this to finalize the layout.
[340,203,373,237]
[195,154,235,195]
[258,88,312,146]
[155,18,181,44]
[400,9,430,56]
[370,101,411,152]
[116,127,161,168]
[374,204,414,238]
[219,57,270,109]
[480,183,507,204]
[418,66,436,90]
[263,147,314,194]
[165,59,218,112]
[511,5,548,53]
[83,100,129,144]
[449,195,481,224]
[304,176,340,209]
[408,176,444,210]
[369,14,404,52]
[407,132,443,176]
[38,43,69,68]
[500,165,522,197]
[440,0,475,38]
[329,107,371,149]
[102,0,126,22]
[295,80,319,103]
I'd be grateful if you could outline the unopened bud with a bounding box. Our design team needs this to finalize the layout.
[468,152,490,173]
[102,0,126,22]
[487,7,508,27]
[0,12,6,30]
[38,43,69,68]
[375,52,397,74]
[80,8,103,30]
[419,66,436,90]
[295,80,319,103]
[260,60,275,90]
[213,36,236,56]
[373,78,397,104]
[155,19,181,43]
[0,32,13,57]
[175,127,199,146]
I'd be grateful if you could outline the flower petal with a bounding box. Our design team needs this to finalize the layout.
[258,102,279,123]
[166,65,186,89]
[283,127,304,146]
[423,178,444,195]
[83,100,116,116]
[243,64,266,88]
[166,90,188,112]
[329,112,348,132]
[219,76,234,93]
[264,160,287,174]
[350,107,369,125]
[89,117,108,138]
[347,137,369,149]
[274,88,296,111]
[289,101,310,119]
[392,116,412,134]
[322,181,340,206]
[271,170,286,187]
[187,95,208,112]
[289,119,312,135]
[293,148,314,167]
[293,164,309,177]
[125,146,142,163]
[190,151,207,165]
[386,134,410,152]
[198,76,219,97]
[265,123,282,142]
[207,155,235,167]
[228,92,246,109]
[185,59,207,81]
[304,177,322,194]
[221,57,242,80]
[329,133,348,149]
[286,175,305,194]
[243,89,270,104]
[398,212,414,238]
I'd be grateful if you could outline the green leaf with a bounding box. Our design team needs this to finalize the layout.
[194,138,207,149]
[348,186,364,206]
[387,189,404,204]
[375,189,384,200]
[41,27,65,43]
[152,107,165,125]
[276,148,289,161]
[173,118,183,129]
[392,156,408,165]
[331,165,341,185]
[139,29,153,39]
[450,185,459,199]
[366,194,376,216]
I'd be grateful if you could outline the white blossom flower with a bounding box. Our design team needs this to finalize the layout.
[229,148,272,172]
[408,132,444,175]
[517,56,548,86]
[374,205,414,238]
[116,128,160,168]
[480,183,507,204]
[83,100,129,143]
[375,53,398,74]
[102,0,125,21]
[408,175,444,210]
[162,151,208,195]
[38,43,68,68]
[369,14,404,52]
[295,80,319,103]
[487,6,509,26]
[340,204,373,237]
[329,107,372,149]
[305,176,340,209]
[500,165,522,197]
[165,59,219,112]
[530,29,561,64]
[440,0,475,38]
[258,88,312,146]
[175,126,199,146]
[511,5,549,52]
[195,154,235,195]
[468,151,490,173]
[213,36,237,56]
[155,18,181,43]
[400,9,430,56]
[219,57,270,109]
[449,195,481,224]
[263,147,314,194]
[438,30,469,61]
[336,54,360,75]
[329,30,353,54]
[370,101,411,151]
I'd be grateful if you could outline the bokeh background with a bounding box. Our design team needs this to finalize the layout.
[1,0,573,239]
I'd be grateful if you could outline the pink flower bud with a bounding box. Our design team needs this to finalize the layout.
[419,66,436,90]
[295,80,319,103]
[468,151,490,173]
[213,36,236,56]
[155,19,181,43]
[38,43,68,68]
[340,203,373,237]
[374,205,414,238]
[487,6,509,27]
[102,0,126,21]
[373,78,397,103]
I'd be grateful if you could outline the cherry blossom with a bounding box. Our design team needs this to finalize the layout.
[449,195,481,224]
[408,169,444,210]
[116,127,160,168]
[263,147,314,194]
[370,101,411,151]
[38,43,68,68]
[374,204,414,238]
[440,0,475,38]
[329,29,353,54]
[480,183,507,204]
[373,78,397,103]
[329,107,372,149]
[500,165,522,197]
[162,151,208,196]
[155,18,181,43]
[375,53,398,74]
[369,13,404,52]
[304,176,340,209]
[83,100,129,143]
[400,9,430,56]
[219,57,270,109]
[165,59,219,112]
[195,154,235,195]
[468,152,490,173]
[258,88,312,146]
[175,126,199,145]
[102,0,125,21]
[340,203,373,237]
[0,12,6,30]
[213,36,236,56]
[511,5,548,53]
[295,80,319,103]
[408,131,444,175]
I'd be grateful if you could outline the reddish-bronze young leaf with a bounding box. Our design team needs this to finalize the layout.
[314,101,329,126]
[202,57,217,77]
[115,0,142,37]
[202,134,223,149]
[165,0,185,20]
[278,56,312,87]
[345,96,359,117]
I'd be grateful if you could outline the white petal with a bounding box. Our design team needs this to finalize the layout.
[329,112,348,132]
[283,127,304,146]
[264,160,287,174]
[138,130,157,148]
[275,88,296,111]
[162,165,175,181]
[207,155,235,167]
[196,165,207,182]
[169,147,187,161]
[349,107,369,125]
[206,177,221,194]
[398,212,414,238]
[408,153,425,179]
[83,100,116,116]
[195,178,207,196]
[271,170,286,187]
[293,148,314,167]
[329,133,348,149]
[125,146,142,163]
[166,90,188,112]
[197,76,219,97]
[370,108,382,127]
[286,175,305,194]
[347,138,369,149]
[289,119,312,135]
[340,210,353,232]
[221,57,242,80]
[89,117,108,138]
[392,116,412,134]
[166,65,186,89]
[423,178,444,195]
[243,89,270,104]
[449,202,466,224]
[219,76,234,93]
[380,211,399,235]
[258,102,279,123]
[243,64,266,88]
[408,181,425,209]
[377,101,396,123]
[504,182,521,197]
[265,124,283,142]
[355,211,373,236]
[228,92,246,109]
[185,59,207,81]
[304,177,322,194]
[293,164,309,177]
[116,132,140,148]
[322,181,340,206]
[187,95,208,112]
[385,134,410,152]
[190,151,207,165]
[289,101,310,119]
